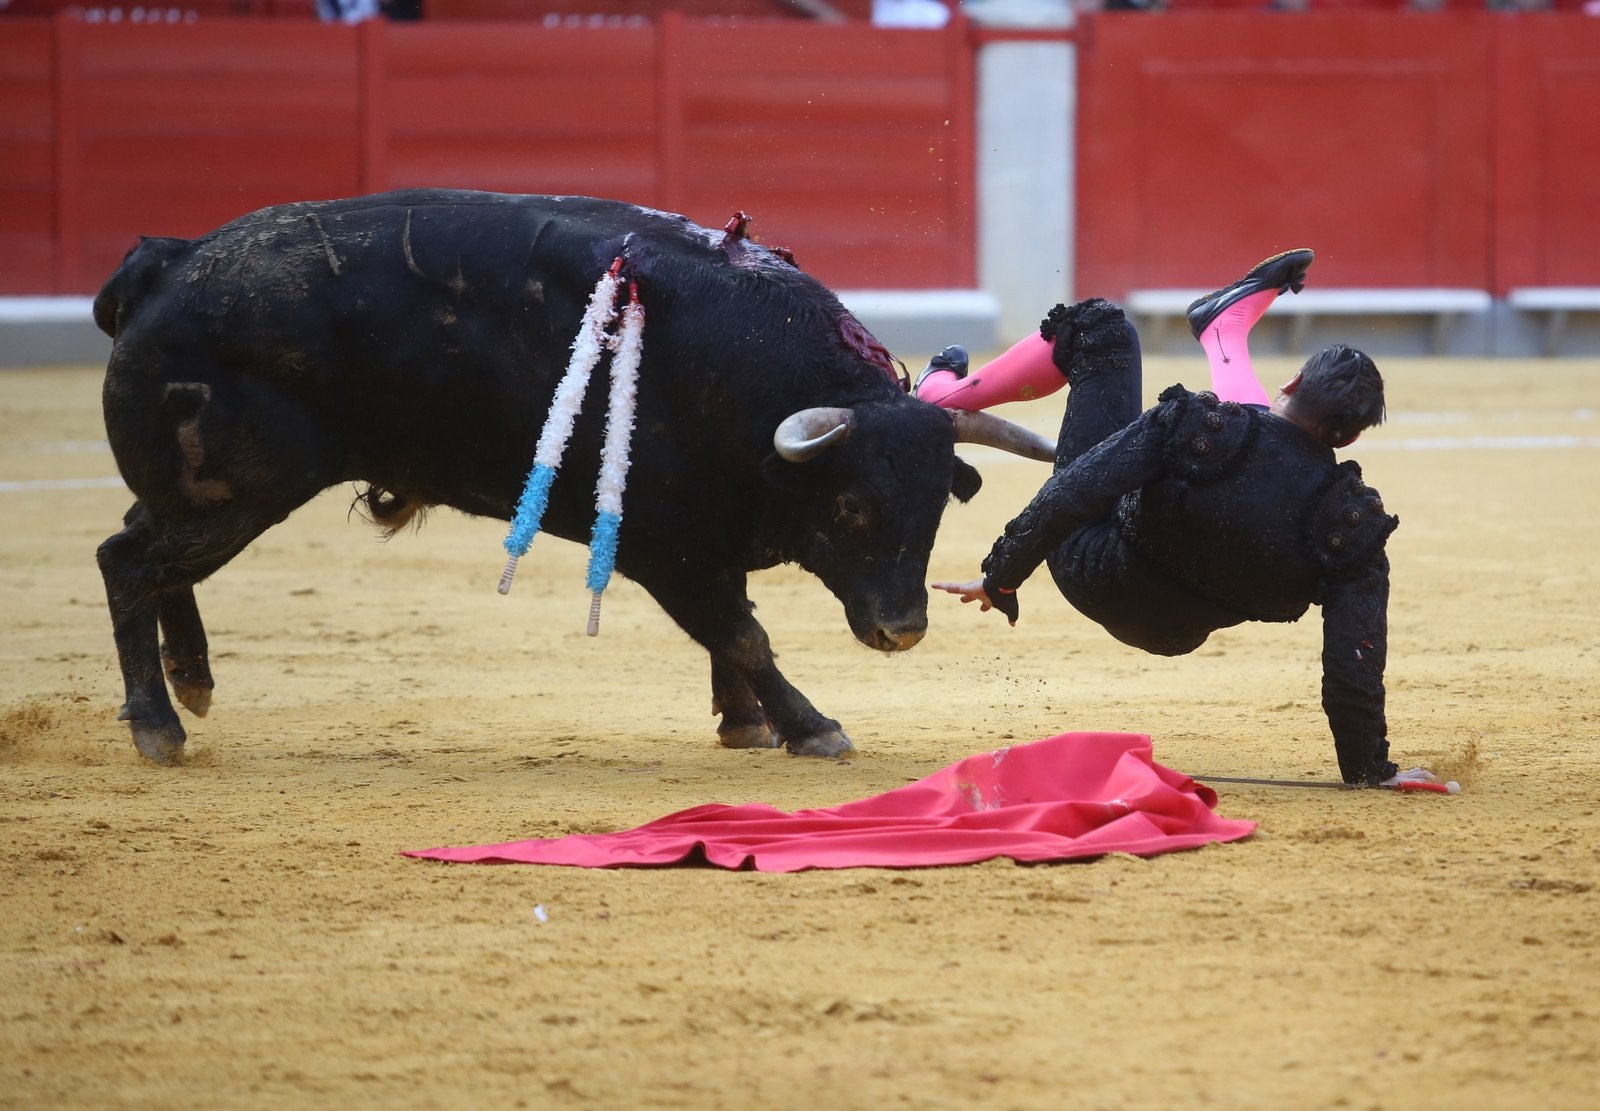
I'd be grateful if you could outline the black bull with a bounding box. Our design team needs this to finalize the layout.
[93,189,1053,764]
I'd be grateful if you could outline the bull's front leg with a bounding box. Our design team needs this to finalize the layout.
[642,569,855,758]
[713,621,854,758]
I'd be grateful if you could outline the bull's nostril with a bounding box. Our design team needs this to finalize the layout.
[870,625,925,653]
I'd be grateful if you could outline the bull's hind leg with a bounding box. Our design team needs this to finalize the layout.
[98,499,285,762]
[159,588,213,716]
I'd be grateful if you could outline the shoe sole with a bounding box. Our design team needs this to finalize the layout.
[1185,248,1315,339]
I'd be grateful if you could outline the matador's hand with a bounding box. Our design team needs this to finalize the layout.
[1379,767,1461,794]
[930,577,1019,626]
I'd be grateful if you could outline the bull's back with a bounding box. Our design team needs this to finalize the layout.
[98,189,883,527]
[96,191,750,521]
[106,190,747,388]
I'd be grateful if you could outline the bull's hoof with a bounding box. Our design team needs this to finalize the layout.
[172,681,213,717]
[129,720,187,765]
[718,722,781,749]
[163,656,214,717]
[785,730,855,759]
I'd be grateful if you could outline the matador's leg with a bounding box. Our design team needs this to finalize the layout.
[915,298,1141,473]
[1185,248,1314,407]
[1040,298,1143,470]
[912,332,1067,411]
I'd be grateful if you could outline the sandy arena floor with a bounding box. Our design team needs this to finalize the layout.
[2,356,1597,1110]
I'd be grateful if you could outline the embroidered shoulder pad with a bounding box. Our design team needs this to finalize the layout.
[1303,460,1399,579]
[1157,388,1259,485]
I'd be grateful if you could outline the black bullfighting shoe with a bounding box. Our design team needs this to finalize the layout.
[1185,248,1315,341]
[913,344,969,396]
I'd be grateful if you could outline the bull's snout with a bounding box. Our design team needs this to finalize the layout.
[839,574,929,653]
[862,622,926,653]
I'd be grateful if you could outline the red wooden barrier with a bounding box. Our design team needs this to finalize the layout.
[5,13,1600,299]
[1076,12,1494,299]
[1075,11,1600,301]
[666,17,975,286]
[1492,13,1600,291]
[369,21,660,198]
[0,12,972,295]
[0,22,55,295]
[53,18,364,291]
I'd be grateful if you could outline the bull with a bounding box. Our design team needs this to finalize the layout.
[94,189,1052,764]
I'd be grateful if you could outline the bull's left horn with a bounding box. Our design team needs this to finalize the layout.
[774,407,855,462]
[948,408,1057,462]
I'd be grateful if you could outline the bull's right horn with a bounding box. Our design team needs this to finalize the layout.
[773,407,855,462]
[948,408,1057,462]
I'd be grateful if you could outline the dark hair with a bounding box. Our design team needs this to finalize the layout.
[1288,344,1385,447]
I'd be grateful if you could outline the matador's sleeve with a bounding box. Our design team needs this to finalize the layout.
[1320,553,1398,786]
[980,410,1167,592]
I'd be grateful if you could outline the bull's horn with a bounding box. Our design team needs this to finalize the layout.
[774,407,855,462]
[948,408,1057,462]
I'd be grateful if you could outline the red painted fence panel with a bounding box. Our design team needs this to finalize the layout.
[7,13,1600,301]
[1075,12,1494,300]
[668,18,975,287]
[1493,13,1600,292]
[369,22,660,199]
[0,13,973,296]
[53,18,364,291]
[0,23,55,294]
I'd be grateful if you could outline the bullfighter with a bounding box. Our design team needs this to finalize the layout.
[918,250,1409,787]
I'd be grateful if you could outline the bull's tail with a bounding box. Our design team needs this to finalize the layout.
[94,236,193,339]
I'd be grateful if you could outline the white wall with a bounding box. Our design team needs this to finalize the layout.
[972,1,1077,345]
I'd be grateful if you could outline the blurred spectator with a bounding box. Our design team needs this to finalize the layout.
[1488,0,1600,9]
[1152,0,1600,8]
[1261,0,1429,10]
[317,0,418,20]
[1135,0,1529,8]
[317,0,378,18]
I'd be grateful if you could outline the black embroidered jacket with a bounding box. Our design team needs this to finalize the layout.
[981,386,1399,785]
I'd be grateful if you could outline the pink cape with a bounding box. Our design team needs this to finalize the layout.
[405,731,1256,873]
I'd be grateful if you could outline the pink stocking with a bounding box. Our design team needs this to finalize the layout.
[917,333,1065,411]
[1195,288,1276,407]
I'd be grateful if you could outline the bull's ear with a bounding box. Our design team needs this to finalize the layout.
[950,456,982,503]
